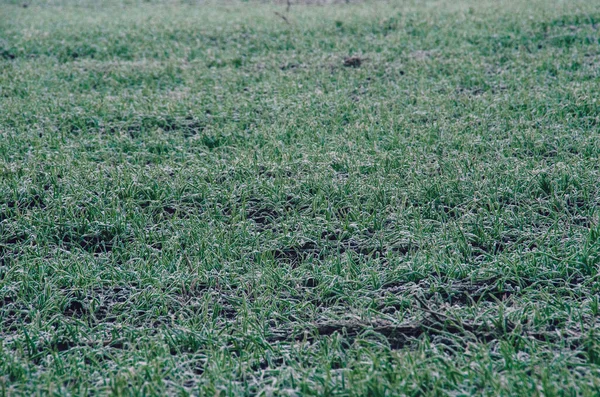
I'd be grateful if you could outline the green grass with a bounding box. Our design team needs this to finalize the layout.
[1,0,600,394]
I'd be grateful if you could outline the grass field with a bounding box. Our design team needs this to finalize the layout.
[1,0,600,394]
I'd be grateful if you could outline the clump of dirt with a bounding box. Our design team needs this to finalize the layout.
[343,56,365,68]
[272,241,323,265]
[246,204,282,228]
[63,299,87,318]
[280,63,300,71]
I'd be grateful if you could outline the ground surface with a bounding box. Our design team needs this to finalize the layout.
[1,0,600,395]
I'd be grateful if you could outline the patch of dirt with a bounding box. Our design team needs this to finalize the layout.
[380,275,590,309]
[63,299,87,318]
[269,307,580,350]
[0,233,29,247]
[122,115,207,139]
[1,194,46,211]
[246,204,282,228]
[0,233,29,261]
[343,56,365,68]
[272,241,323,265]
[312,319,428,349]
[0,295,14,308]
[303,278,319,288]
[280,63,301,71]
[571,215,592,227]
[0,49,16,60]
[256,166,294,179]
[456,86,486,97]
[565,195,591,211]
[161,205,177,216]
[213,302,238,320]
[56,222,133,254]
[226,195,301,230]
[381,278,517,305]
[38,335,127,355]
[60,230,119,254]
[268,316,499,349]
